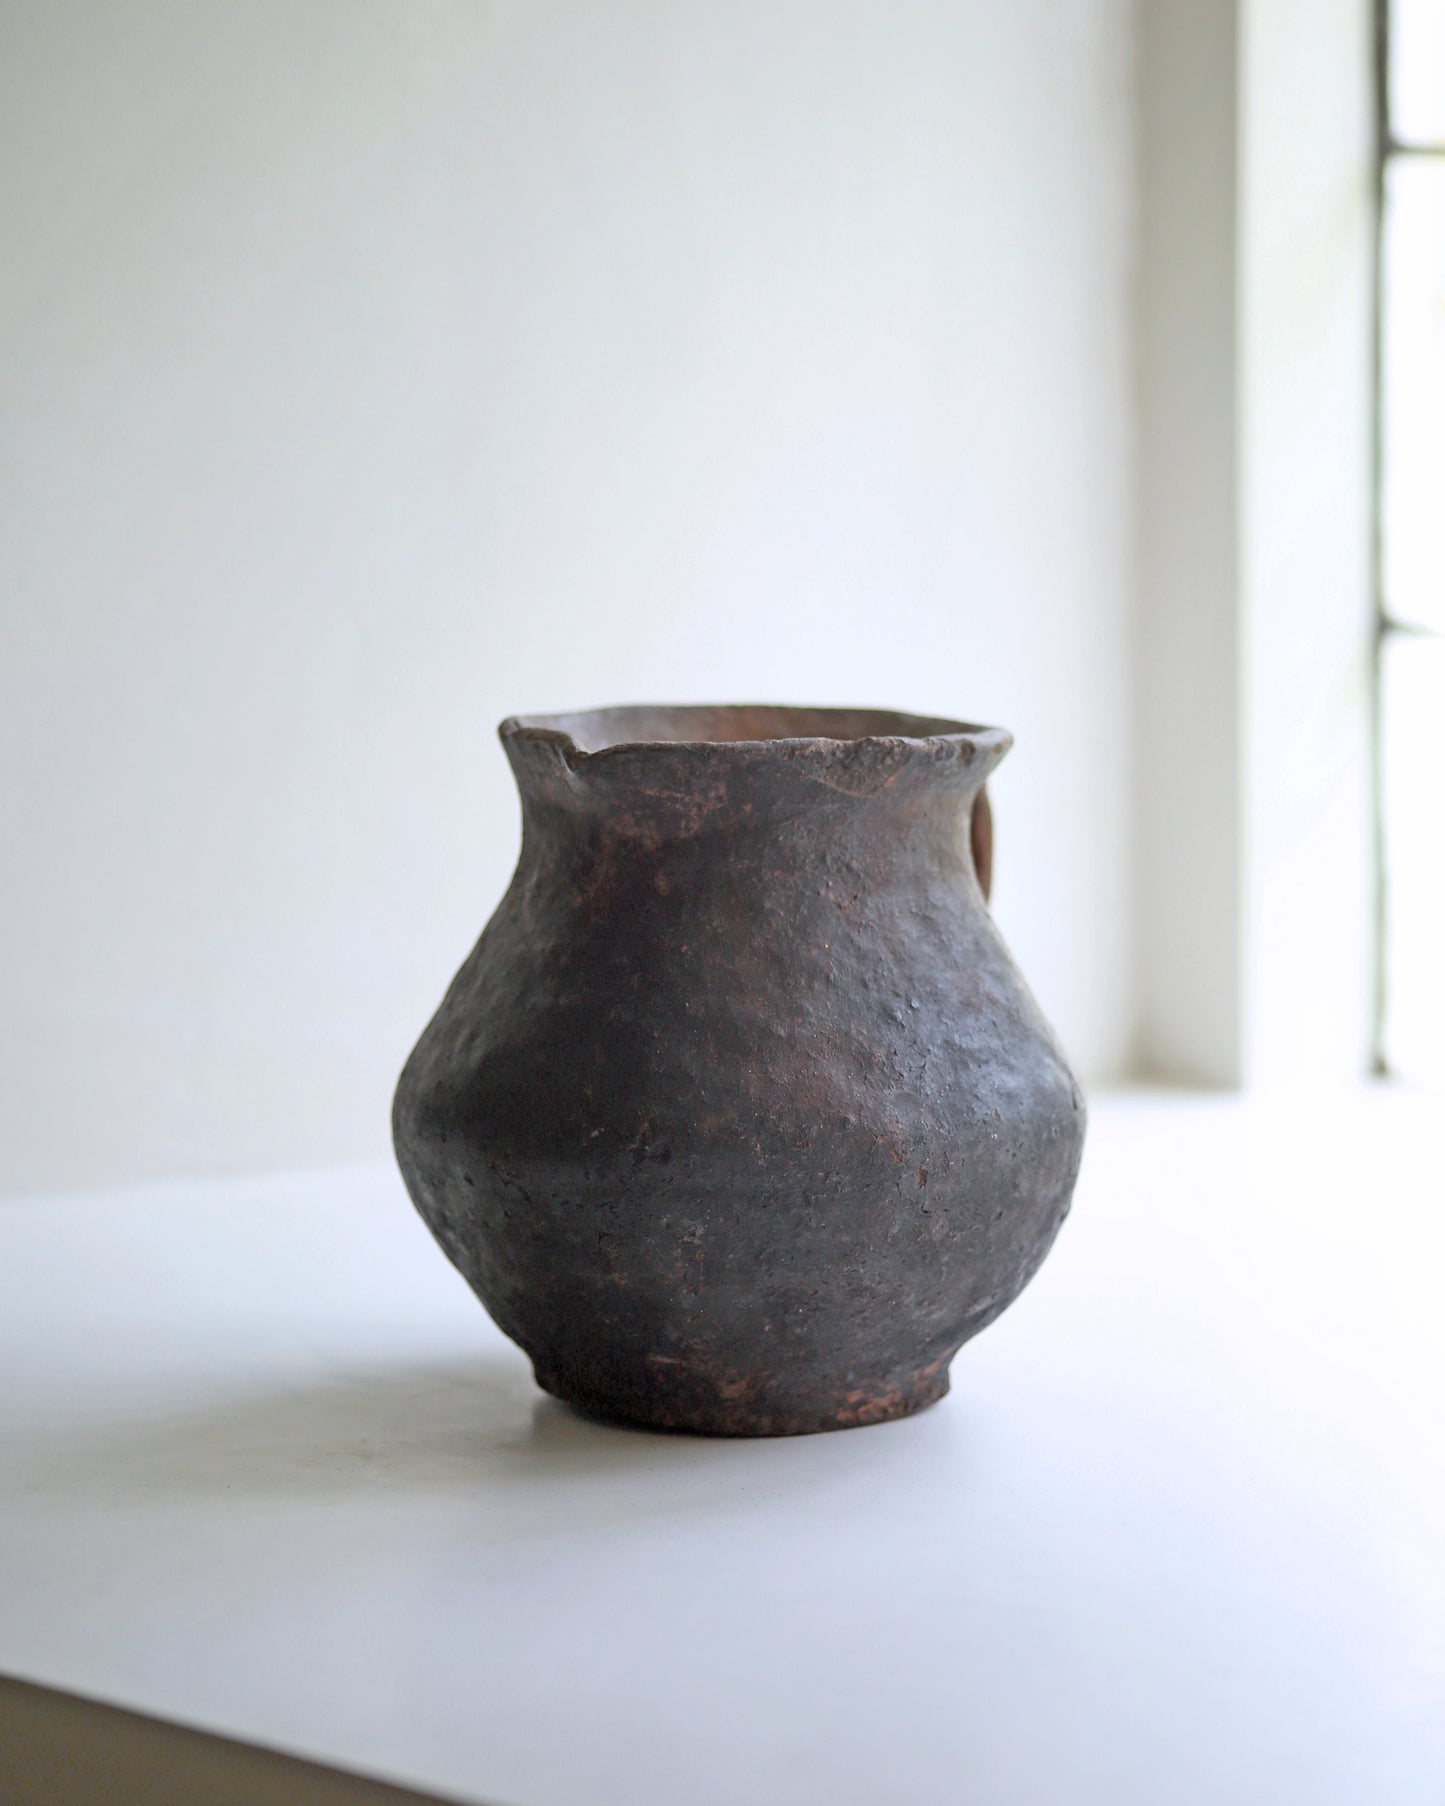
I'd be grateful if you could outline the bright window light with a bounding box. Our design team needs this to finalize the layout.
[1379,0,1445,1083]
[1389,0,1445,149]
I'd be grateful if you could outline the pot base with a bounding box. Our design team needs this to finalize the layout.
[533,1358,953,1438]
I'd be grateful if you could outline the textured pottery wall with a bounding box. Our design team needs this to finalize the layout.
[0,0,1135,1194]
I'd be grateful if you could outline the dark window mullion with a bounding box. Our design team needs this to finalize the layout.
[1371,0,1390,1071]
[1379,616,1444,639]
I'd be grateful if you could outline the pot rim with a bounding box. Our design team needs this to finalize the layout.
[500,704,1013,763]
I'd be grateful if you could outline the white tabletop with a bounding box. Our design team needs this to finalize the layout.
[2,1090,1442,1806]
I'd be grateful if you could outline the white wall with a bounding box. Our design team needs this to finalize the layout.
[1135,0,1243,1086]
[0,0,1136,1195]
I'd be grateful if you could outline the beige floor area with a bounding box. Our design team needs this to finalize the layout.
[0,1675,462,1806]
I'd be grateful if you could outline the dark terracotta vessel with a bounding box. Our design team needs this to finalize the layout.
[393,705,1084,1436]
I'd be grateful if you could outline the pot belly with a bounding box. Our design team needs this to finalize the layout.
[394,947,1085,1437]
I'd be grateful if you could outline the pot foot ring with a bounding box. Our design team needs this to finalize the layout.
[533,1357,952,1438]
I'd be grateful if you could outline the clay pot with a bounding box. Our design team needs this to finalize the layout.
[393,706,1084,1436]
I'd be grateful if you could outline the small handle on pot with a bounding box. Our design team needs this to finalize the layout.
[970,788,993,903]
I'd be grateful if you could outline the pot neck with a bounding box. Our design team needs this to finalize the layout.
[501,712,1011,846]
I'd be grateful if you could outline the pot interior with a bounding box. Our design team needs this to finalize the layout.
[509,705,978,752]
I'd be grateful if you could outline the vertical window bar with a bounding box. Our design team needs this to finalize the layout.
[1371,0,1390,1072]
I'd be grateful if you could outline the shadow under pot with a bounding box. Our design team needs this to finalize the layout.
[393,704,1085,1436]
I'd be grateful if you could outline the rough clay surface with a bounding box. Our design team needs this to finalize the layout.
[394,706,1086,1436]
